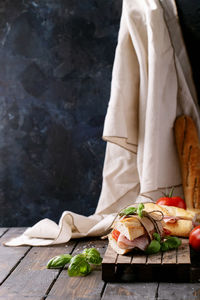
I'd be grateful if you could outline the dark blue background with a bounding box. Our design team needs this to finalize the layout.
[0,0,199,226]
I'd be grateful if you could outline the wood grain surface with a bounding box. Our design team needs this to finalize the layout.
[0,229,200,300]
[102,238,193,282]
[102,283,158,300]
[46,238,107,300]
[0,229,8,238]
[0,228,30,285]
[0,228,76,300]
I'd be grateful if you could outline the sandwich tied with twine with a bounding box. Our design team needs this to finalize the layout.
[106,203,183,255]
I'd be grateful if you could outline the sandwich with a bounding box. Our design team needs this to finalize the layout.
[109,203,197,255]
[143,203,196,237]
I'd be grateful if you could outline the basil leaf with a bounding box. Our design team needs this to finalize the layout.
[164,237,182,249]
[82,248,102,265]
[153,233,161,243]
[160,242,169,252]
[68,254,91,277]
[137,203,144,218]
[146,240,161,254]
[47,254,72,269]
[119,207,137,217]
[119,203,144,217]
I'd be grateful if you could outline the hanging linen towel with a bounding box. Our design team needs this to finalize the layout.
[5,0,200,246]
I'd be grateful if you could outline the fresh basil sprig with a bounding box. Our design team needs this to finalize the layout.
[46,247,103,277]
[160,236,181,252]
[153,232,161,243]
[68,254,91,277]
[119,203,144,218]
[137,203,144,218]
[119,206,137,217]
[47,254,72,269]
[146,234,181,254]
[82,248,102,265]
[146,240,161,254]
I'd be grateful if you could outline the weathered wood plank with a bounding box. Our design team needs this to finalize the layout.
[102,243,118,282]
[116,254,133,282]
[102,283,158,300]
[0,296,40,300]
[158,283,200,300]
[131,253,146,264]
[45,238,108,300]
[46,270,104,300]
[0,228,30,285]
[102,244,117,264]
[147,252,162,264]
[72,238,107,258]
[0,240,76,299]
[162,249,177,264]
[0,228,8,238]
[117,254,132,264]
[102,239,192,282]
[177,239,190,264]
[176,239,191,282]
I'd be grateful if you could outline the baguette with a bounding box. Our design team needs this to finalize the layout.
[113,215,145,240]
[174,115,200,209]
[144,202,195,237]
[162,219,193,237]
[144,203,196,219]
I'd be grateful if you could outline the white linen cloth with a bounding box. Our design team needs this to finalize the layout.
[5,0,200,246]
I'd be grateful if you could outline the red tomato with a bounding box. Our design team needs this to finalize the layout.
[189,225,200,251]
[163,228,171,236]
[156,197,186,209]
[112,229,120,241]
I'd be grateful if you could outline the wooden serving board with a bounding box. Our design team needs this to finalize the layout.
[102,239,197,282]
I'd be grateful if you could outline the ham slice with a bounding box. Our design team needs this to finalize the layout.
[117,233,149,251]
[163,216,180,224]
[164,215,198,227]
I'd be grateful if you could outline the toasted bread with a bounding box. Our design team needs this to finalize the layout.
[144,202,195,237]
[144,202,196,220]
[113,215,145,240]
[162,219,193,237]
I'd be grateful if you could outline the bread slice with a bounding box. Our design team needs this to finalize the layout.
[187,208,200,223]
[143,203,169,215]
[163,219,193,237]
[160,205,196,220]
[174,115,200,209]
[143,202,195,237]
[144,202,196,220]
[114,215,145,240]
[108,234,131,255]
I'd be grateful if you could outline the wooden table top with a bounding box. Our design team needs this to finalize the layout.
[0,227,200,300]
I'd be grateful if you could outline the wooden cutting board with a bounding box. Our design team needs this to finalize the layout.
[102,239,198,282]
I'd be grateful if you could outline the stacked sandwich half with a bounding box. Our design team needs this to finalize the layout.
[109,203,197,254]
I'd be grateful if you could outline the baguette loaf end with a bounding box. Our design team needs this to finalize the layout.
[174,115,200,209]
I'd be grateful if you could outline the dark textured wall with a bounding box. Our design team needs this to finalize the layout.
[175,0,200,101]
[0,0,199,226]
[0,0,122,226]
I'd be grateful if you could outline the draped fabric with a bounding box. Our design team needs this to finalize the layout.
[5,0,200,247]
